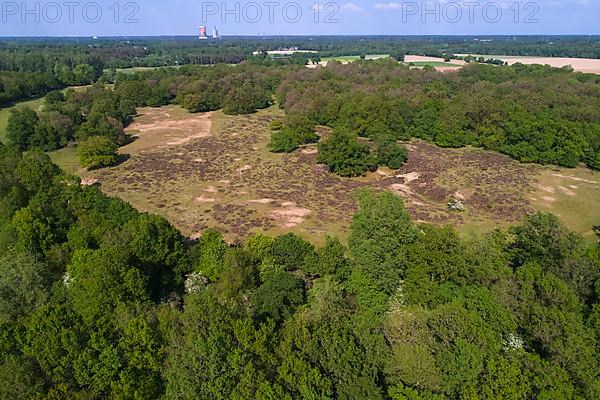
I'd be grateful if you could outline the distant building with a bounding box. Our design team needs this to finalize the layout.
[212,27,219,39]
[199,26,208,40]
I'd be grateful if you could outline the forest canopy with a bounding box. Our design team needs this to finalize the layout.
[1,38,600,398]
[0,144,598,398]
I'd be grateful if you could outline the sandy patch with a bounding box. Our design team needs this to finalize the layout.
[80,177,99,186]
[396,172,421,184]
[435,67,462,73]
[550,173,598,184]
[301,146,318,155]
[189,233,202,241]
[248,198,275,204]
[538,185,556,193]
[236,165,252,173]
[124,110,214,151]
[542,196,556,203]
[375,168,390,177]
[390,184,426,207]
[271,206,312,228]
[390,183,415,195]
[456,54,600,74]
[195,195,216,203]
[558,186,576,196]
[454,191,466,201]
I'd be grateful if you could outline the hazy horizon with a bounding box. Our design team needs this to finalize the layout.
[1,0,599,37]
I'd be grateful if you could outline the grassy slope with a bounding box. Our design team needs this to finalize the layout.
[529,166,600,241]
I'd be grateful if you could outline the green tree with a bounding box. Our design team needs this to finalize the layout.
[6,107,39,151]
[197,229,229,281]
[0,249,51,322]
[78,136,119,169]
[317,130,377,177]
[14,150,60,193]
[375,134,408,169]
[304,236,349,278]
[252,271,305,321]
[269,129,301,153]
[349,190,417,295]
[271,233,315,271]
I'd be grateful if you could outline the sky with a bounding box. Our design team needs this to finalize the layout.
[0,0,599,36]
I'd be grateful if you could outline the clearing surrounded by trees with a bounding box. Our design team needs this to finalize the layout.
[53,105,600,243]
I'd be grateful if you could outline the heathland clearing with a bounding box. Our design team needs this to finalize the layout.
[51,105,600,243]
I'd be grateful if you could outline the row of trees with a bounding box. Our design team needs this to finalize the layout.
[7,34,600,105]
[0,144,598,398]
[0,46,104,104]
[107,59,600,176]
[114,64,282,115]
[6,86,135,153]
[277,60,600,170]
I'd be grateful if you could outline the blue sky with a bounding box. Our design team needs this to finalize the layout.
[1,0,598,36]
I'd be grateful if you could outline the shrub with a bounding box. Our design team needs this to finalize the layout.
[268,115,318,153]
[376,135,408,169]
[77,136,119,169]
[269,119,284,131]
[317,130,377,177]
[269,129,300,153]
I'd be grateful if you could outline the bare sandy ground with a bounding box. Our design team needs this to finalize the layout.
[124,108,214,152]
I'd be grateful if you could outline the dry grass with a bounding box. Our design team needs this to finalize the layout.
[52,104,600,244]
[529,167,600,240]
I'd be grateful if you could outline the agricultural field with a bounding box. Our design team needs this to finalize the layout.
[407,61,462,68]
[320,54,390,63]
[456,54,600,74]
[404,55,465,71]
[55,105,600,244]
[113,65,181,74]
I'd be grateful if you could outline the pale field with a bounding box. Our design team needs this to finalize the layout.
[404,55,465,72]
[457,54,600,74]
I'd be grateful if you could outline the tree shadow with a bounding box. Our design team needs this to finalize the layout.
[116,153,131,166]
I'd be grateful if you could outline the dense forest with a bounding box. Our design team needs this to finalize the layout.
[1,39,600,398]
[0,141,599,399]
[6,58,600,172]
[3,63,283,165]
[0,46,104,104]
[276,60,600,172]
[36,59,597,172]
[4,35,600,105]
